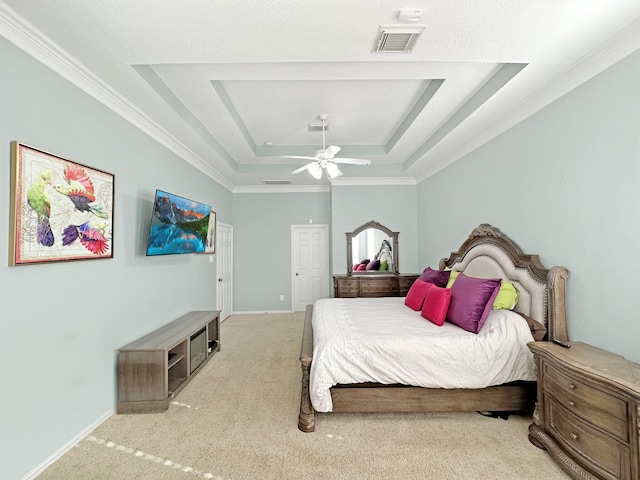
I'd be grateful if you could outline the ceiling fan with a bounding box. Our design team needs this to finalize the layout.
[286,114,371,179]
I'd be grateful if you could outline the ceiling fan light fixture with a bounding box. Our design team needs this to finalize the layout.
[326,162,342,179]
[287,113,371,179]
[308,162,323,179]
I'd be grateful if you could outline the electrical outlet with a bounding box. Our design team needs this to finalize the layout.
[279,295,284,301]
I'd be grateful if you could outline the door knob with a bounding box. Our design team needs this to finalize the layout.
[218,278,223,282]
[296,273,299,276]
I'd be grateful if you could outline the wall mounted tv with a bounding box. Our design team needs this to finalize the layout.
[146,189,212,256]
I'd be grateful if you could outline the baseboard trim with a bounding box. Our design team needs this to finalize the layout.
[232,310,296,315]
[20,408,114,480]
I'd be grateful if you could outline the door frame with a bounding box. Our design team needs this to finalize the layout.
[291,224,330,311]
[216,222,233,321]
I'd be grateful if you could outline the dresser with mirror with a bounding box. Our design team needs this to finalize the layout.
[333,220,418,298]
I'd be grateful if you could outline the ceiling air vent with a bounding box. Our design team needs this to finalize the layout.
[261,180,292,185]
[308,122,328,132]
[373,26,425,53]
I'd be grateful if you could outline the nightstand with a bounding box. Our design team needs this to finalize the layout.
[528,341,640,480]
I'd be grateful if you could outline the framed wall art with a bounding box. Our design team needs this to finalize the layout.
[8,141,115,266]
[203,210,217,254]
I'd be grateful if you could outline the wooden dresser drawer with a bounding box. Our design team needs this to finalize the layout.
[544,363,627,420]
[546,397,631,480]
[544,364,628,441]
[361,278,399,296]
[335,278,360,297]
[398,275,418,296]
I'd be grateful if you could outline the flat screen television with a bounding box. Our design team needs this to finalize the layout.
[146,189,212,256]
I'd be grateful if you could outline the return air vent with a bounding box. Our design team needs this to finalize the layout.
[308,122,329,132]
[373,26,425,53]
[261,180,292,185]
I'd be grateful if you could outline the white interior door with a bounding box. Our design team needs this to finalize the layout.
[216,222,233,321]
[292,225,329,312]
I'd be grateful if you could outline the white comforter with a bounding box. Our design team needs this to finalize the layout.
[310,297,536,412]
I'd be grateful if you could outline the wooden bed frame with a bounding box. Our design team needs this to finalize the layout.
[298,223,569,432]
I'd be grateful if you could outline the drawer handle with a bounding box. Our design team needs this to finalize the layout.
[568,384,576,389]
[570,433,578,441]
[568,401,575,407]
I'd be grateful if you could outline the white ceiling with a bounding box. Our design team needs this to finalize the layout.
[2,1,640,191]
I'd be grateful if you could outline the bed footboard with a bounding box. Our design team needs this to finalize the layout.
[298,304,315,432]
[297,303,535,433]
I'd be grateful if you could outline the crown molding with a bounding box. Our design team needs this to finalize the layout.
[415,16,640,185]
[233,184,330,194]
[0,2,235,192]
[330,177,416,186]
[232,176,417,192]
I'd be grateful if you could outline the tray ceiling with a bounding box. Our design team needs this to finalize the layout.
[1,0,639,190]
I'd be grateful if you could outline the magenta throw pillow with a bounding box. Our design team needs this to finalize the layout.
[420,285,452,326]
[418,267,451,287]
[404,279,433,311]
[446,273,501,333]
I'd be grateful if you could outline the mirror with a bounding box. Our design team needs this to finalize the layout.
[347,220,399,274]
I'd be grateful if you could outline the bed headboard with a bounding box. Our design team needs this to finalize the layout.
[438,224,569,342]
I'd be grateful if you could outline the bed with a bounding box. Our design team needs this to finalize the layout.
[298,223,569,432]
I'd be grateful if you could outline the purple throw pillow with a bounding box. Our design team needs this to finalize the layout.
[418,267,451,287]
[446,273,501,334]
[366,259,381,270]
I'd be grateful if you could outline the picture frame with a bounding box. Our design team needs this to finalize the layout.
[203,211,217,254]
[9,141,115,266]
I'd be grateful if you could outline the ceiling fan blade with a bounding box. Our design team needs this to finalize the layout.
[282,155,318,161]
[333,158,372,166]
[291,163,316,174]
[324,145,341,158]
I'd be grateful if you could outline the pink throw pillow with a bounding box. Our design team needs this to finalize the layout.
[404,279,433,311]
[420,285,452,326]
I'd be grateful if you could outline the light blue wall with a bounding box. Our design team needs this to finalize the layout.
[0,38,231,480]
[331,185,419,275]
[233,191,330,311]
[417,47,640,363]
[232,185,419,311]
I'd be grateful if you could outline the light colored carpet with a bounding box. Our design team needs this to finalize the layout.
[37,312,569,480]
